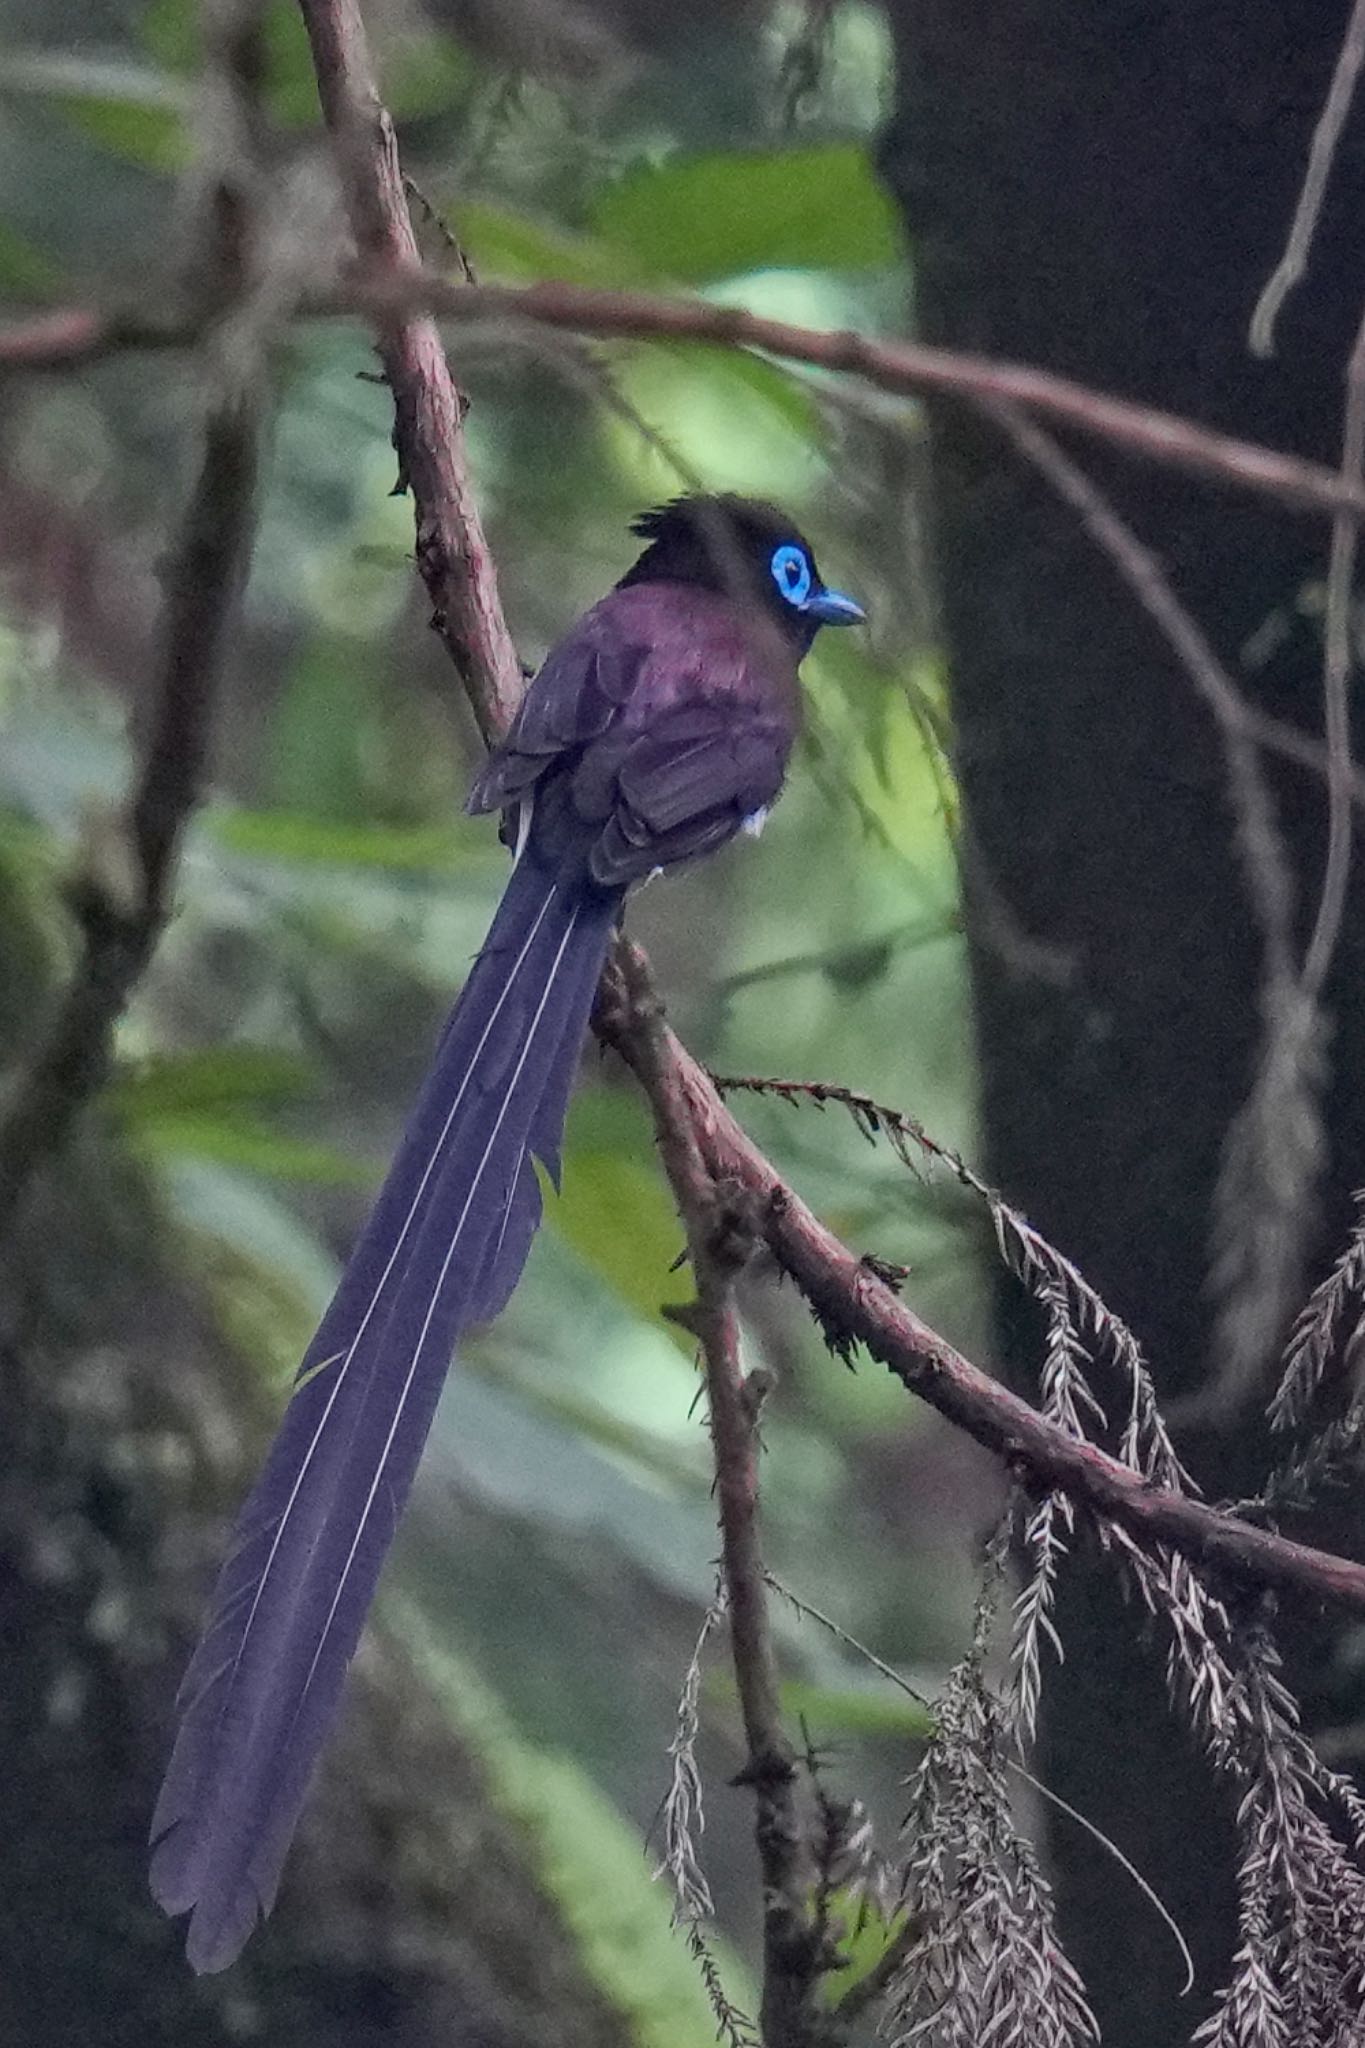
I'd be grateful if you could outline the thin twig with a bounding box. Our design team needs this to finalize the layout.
[0,0,271,1232]
[334,273,1365,529]
[604,948,822,2048]
[986,402,1327,1413]
[766,1571,1194,1996]
[1301,297,1365,996]
[986,401,1297,991]
[1250,0,1365,357]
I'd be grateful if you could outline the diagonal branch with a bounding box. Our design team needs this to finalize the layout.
[1250,0,1365,358]
[608,1009,1365,1620]
[1301,296,1365,999]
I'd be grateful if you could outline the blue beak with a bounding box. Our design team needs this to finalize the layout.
[804,587,866,627]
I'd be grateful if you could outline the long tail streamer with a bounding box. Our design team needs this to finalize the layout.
[151,855,619,1972]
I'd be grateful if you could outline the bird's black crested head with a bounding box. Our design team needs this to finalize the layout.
[618,494,864,653]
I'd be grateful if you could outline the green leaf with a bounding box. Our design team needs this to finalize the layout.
[592,144,903,282]
[133,1110,374,1187]
[472,1361,710,1497]
[777,1676,933,1741]
[0,219,64,299]
[381,31,471,120]
[143,0,314,125]
[608,342,823,501]
[550,1087,689,1343]
[263,635,380,821]
[141,0,204,71]
[0,53,192,171]
[156,1154,338,1378]
[817,1888,907,2011]
[211,804,480,872]
[143,0,467,126]
[109,1045,316,1119]
[453,199,645,287]
[112,1048,374,1188]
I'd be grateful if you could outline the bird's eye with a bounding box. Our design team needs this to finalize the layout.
[770,543,812,608]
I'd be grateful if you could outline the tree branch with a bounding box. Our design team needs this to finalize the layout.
[605,1010,1365,1617]
[0,0,271,1234]
[8,265,1365,530]
[297,0,522,738]
[602,951,824,2048]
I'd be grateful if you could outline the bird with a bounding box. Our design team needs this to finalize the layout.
[149,493,864,1973]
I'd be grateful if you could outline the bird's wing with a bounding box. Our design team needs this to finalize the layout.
[583,701,790,887]
[466,637,633,812]
[469,623,792,889]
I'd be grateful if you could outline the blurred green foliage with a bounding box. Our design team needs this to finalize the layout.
[0,0,988,2025]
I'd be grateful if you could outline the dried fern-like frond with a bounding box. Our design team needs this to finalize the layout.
[1102,1527,1365,2046]
[1258,1395,1365,1516]
[1010,1490,1070,1750]
[683,1924,761,2048]
[1270,1188,1365,1437]
[887,1665,1098,2048]
[655,1586,763,2048]
[1007,1280,1086,1743]
[656,1584,727,1926]
[990,1201,1191,1491]
[708,1071,1192,1491]
[885,1540,1098,2048]
[1192,1846,1289,2048]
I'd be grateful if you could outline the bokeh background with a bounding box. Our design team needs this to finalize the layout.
[0,4,998,2042]
[11,7,1365,2045]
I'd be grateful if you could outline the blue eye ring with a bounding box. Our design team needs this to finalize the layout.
[770,543,812,608]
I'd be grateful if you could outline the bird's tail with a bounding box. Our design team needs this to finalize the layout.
[150,855,619,1973]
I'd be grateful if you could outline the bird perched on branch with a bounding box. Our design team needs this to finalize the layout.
[149,494,864,1972]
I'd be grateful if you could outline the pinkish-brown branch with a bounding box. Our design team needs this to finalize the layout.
[7,264,1365,533]
[604,952,823,2047]
[608,1008,1365,1619]
[296,0,521,738]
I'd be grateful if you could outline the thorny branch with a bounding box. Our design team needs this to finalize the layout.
[296,0,522,739]
[603,947,823,2048]
[694,1068,1365,1615]
[0,0,272,1232]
